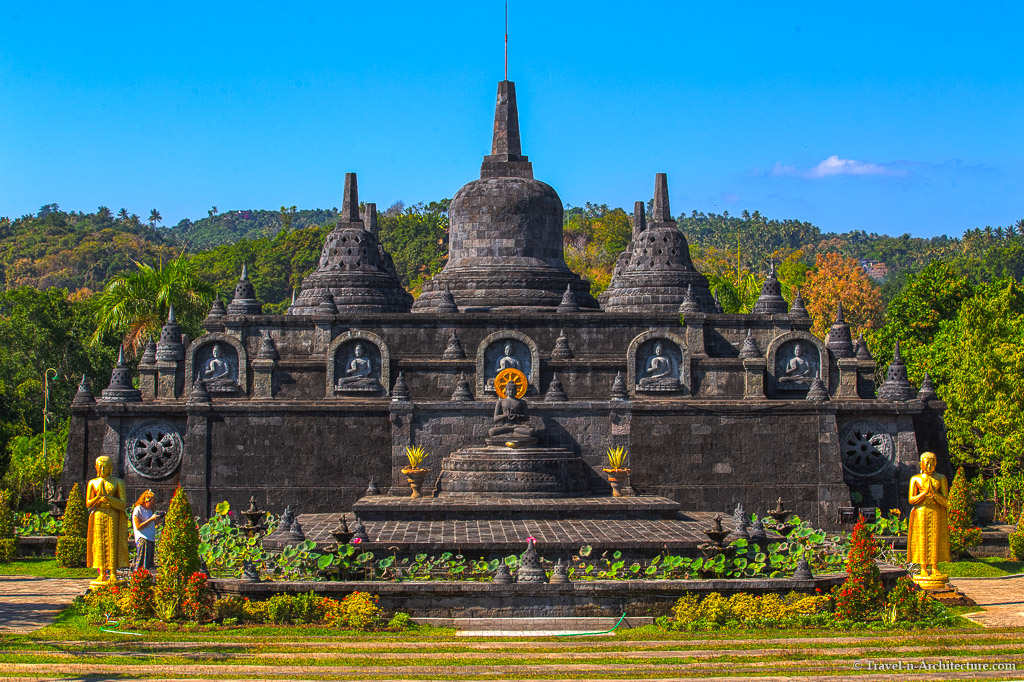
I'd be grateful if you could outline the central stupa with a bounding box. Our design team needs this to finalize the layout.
[412,81,598,312]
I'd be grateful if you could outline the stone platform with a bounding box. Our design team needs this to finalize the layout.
[284,507,730,558]
[438,445,588,497]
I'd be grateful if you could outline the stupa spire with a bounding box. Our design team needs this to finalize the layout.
[651,173,672,224]
[480,81,532,179]
[341,172,360,222]
[632,201,646,237]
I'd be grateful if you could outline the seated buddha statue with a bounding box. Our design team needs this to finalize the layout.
[336,343,381,392]
[487,381,538,446]
[779,343,814,385]
[201,344,238,392]
[637,343,680,391]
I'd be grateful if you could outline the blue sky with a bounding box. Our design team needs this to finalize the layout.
[2,1,1021,237]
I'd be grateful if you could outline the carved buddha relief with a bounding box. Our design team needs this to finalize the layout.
[194,342,239,393]
[483,338,531,393]
[334,341,383,394]
[635,338,682,392]
[774,340,820,390]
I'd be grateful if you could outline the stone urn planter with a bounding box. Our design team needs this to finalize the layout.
[974,500,996,525]
[603,468,630,497]
[401,467,429,499]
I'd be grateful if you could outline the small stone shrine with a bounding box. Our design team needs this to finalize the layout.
[63,79,950,549]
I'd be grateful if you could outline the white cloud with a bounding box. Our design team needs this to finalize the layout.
[772,155,907,179]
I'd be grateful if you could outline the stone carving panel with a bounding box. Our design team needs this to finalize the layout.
[634,338,683,393]
[125,421,183,480]
[839,419,895,478]
[193,342,239,393]
[333,340,384,394]
[475,331,539,395]
[625,331,689,396]
[773,340,820,390]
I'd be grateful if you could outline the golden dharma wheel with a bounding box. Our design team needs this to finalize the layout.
[494,368,528,399]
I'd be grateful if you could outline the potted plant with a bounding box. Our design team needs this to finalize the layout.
[602,446,630,497]
[401,445,430,499]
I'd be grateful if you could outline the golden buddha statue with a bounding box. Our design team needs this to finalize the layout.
[85,456,130,586]
[907,451,951,588]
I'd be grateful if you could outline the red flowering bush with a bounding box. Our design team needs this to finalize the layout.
[118,568,155,622]
[948,467,982,556]
[831,516,884,621]
[182,572,211,621]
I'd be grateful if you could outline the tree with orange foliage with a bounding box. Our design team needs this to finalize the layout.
[802,252,884,339]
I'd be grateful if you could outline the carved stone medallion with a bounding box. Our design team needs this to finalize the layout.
[125,421,183,479]
[838,420,895,478]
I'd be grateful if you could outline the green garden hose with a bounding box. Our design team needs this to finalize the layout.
[555,611,626,637]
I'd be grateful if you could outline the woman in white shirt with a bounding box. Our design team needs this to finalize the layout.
[131,490,163,571]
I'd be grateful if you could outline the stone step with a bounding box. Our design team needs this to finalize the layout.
[351,494,682,521]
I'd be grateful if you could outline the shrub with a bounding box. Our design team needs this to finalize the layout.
[0,489,16,563]
[155,488,203,621]
[182,572,210,622]
[948,467,982,556]
[326,591,383,630]
[832,516,884,621]
[55,483,87,568]
[386,612,413,631]
[665,591,831,630]
[118,569,155,622]
[1010,512,1024,561]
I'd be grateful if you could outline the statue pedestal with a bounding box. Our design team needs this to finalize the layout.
[438,446,587,497]
[912,572,950,591]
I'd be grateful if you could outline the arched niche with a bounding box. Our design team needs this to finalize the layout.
[765,331,828,397]
[327,330,390,397]
[476,330,540,396]
[626,331,689,396]
[185,333,247,396]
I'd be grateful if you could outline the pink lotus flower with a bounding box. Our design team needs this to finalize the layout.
[352,537,362,544]
[526,536,537,544]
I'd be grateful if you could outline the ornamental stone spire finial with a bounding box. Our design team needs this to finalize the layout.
[101,345,141,402]
[632,201,646,237]
[651,172,672,224]
[739,329,761,358]
[826,301,855,359]
[341,172,360,222]
[480,81,533,179]
[228,263,262,315]
[877,339,917,401]
[752,260,788,315]
[363,202,378,235]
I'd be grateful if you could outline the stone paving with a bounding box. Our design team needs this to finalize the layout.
[0,575,91,634]
[951,575,1024,628]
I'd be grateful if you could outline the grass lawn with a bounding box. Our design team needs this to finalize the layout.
[0,557,94,578]
[940,556,1024,577]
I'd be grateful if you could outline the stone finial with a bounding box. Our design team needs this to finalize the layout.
[156,305,184,362]
[678,283,702,314]
[366,477,381,496]
[739,329,761,358]
[551,329,574,360]
[557,284,579,313]
[203,295,227,329]
[316,292,338,315]
[391,372,411,401]
[544,374,568,402]
[188,378,211,404]
[917,372,938,402]
[730,503,750,541]
[856,333,874,361]
[491,80,522,159]
[516,539,548,583]
[341,172,360,222]
[363,202,378,234]
[826,301,855,358]
[806,377,830,402]
[257,331,279,360]
[435,285,459,313]
[877,339,917,401]
[227,264,263,315]
[351,518,370,543]
[451,372,473,402]
[549,558,570,584]
[793,556,814,580]
[752,259,788,314]
[101,346,142,402]
[789,288,809,318]
[651,173,672,224]
[139,337,157,365]
[242,559,261,582]
[610,371,629,401]
[749,518,768,544]
[712,290,724,314]
[73,374,95,404]
[442,330,467,360]
[632,201,647,237]
[493,563,514,584]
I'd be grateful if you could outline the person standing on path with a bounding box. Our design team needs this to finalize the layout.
[131,490,163,571]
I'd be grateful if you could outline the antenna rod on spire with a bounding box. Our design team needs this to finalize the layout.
[504,1,508,81]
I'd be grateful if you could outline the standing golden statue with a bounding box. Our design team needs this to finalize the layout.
[907,451,951,589]
[85,456,130,586]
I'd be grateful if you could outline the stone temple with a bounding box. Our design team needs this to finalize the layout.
[63,80,949,553]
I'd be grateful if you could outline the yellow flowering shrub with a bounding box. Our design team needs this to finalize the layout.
[666,591,832,630]
[325,591,383,630]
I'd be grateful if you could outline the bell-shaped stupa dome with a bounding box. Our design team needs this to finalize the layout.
[412,81,597,312]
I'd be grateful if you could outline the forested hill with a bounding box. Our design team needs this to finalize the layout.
[2,202,1022,308]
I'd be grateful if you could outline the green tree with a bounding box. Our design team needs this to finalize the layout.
[948,467,982,556]
[91,258,215,355]
[55,483,87,567]
[149,209,162,228]
[0,489,15,563]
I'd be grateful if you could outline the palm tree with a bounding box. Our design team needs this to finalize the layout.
[149,209,162,227]
[91,257,215,356]
[117,208,130,222]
